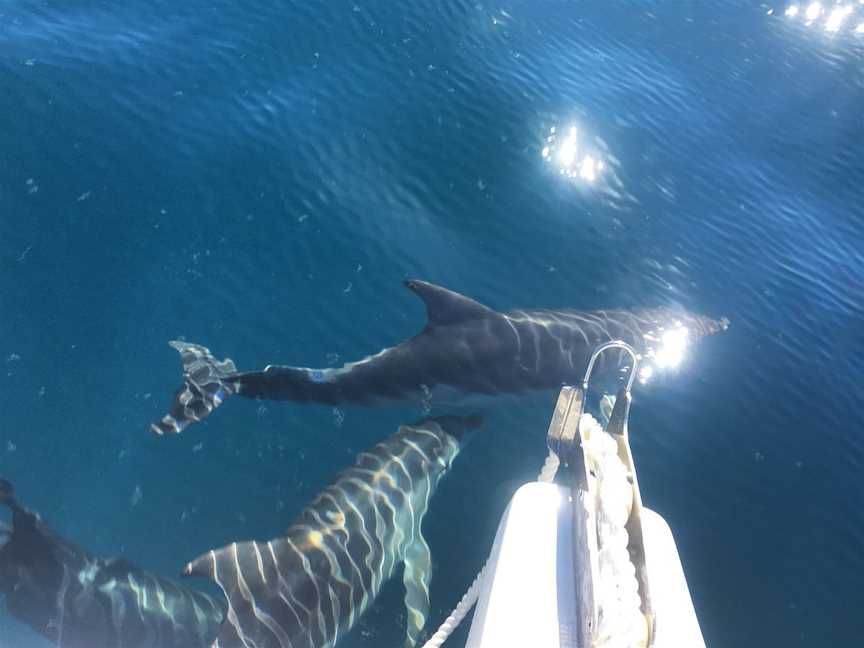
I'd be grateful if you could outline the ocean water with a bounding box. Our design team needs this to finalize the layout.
[1,1,862,646]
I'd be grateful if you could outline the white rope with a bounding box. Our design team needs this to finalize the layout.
[420,562,488,648]
[419,449,562,647]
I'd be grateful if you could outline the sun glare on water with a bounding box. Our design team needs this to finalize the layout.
[542,126,605,184]
[780,2,863,33]
[637,324,692,384]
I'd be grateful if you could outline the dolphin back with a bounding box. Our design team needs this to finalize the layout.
[184,416,472,648]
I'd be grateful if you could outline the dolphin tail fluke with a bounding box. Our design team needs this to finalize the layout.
[151,341,238,436]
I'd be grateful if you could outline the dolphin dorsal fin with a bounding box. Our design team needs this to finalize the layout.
[0,479,14,507]
[102,558,141,578]
[404,280,495,326]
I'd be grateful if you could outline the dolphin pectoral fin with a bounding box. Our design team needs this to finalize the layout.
[402,532,433,647]
[404,279,496,326]
[151,341,238,436]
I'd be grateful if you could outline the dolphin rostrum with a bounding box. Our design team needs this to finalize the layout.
[0,479,225,648]
[151,280,728,435]
[183,414,480,648]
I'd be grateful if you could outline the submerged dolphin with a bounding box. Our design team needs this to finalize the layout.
[0,480,225,648]
[183,414,479,648]
[151,280,728,435]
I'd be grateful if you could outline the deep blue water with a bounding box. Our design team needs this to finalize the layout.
[1,1,863,646]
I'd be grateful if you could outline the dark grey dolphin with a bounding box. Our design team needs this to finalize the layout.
[183,414,479,648]
[151,280,728,435]
[0,480,224,648]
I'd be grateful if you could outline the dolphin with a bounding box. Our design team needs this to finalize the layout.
[0,479,225,648]
[151,280,728,435]
[183,414,480,648]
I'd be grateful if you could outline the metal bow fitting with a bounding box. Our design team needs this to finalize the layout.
[546,340,640,473]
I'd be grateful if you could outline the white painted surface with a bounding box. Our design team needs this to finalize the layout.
[465,484,706,648]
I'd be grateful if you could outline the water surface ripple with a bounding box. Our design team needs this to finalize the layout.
[1,1,862,646]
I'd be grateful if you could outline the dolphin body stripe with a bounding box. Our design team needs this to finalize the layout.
[151,280,727,435]
[184,416,477,648]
